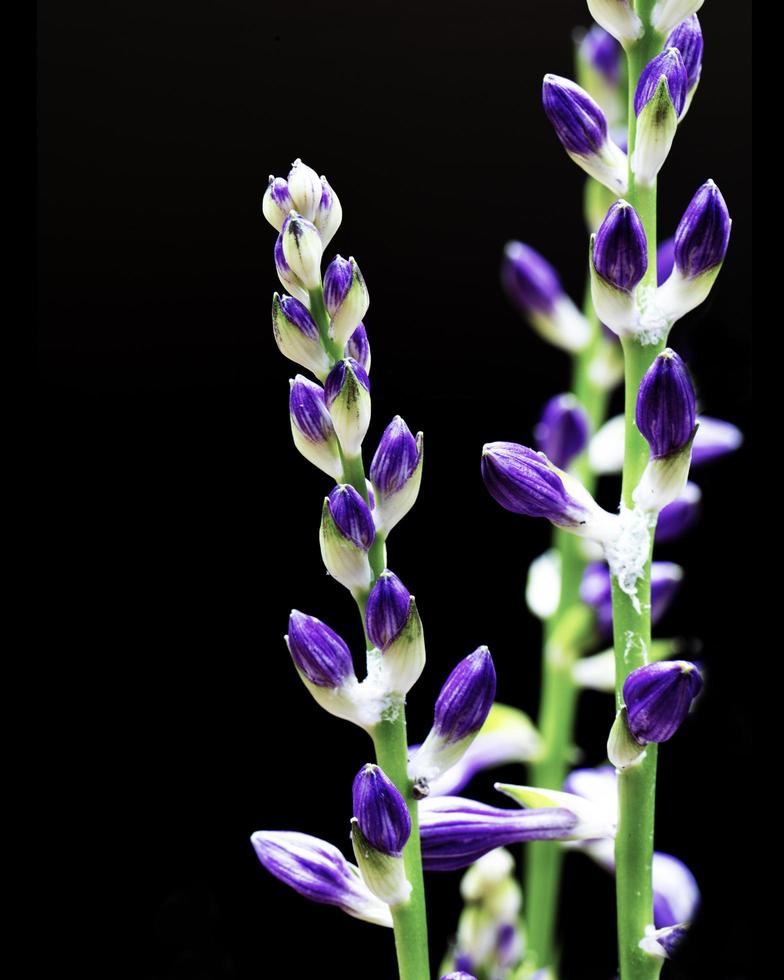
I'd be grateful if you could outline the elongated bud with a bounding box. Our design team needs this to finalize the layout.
[282,212,323,291]
[410,648,496,789]
[637,349,696,458]
[262,176,294,232]
[482,441,617,541]
[324,255,370,348]
[657,179,731,320]
[542,74,627,193]
[346,322,371,372]
[581,560,683,637]
[314,175,342,247]
[623,661,703,744]
[370,416,424,534]
[352,764,411,856]
[534,394,590,470]
[325,358,371,458]
[274,226,309,304]
[586,0,643,44]
[319,485,374,592]
[366,570,411,650]
[666,15,703,99]
[590,200,647,334]
[418,796,585,871]
[656,482,701,542]
[286,158,323,221]
[692,416,742,465]
[501,242,591,352]
[632,49,688,186]
[272,293,331,378]
[250,831,393,927]
[351,764,412,906]
[286,610,355,688]
[651,0,704,36]
[289,376,342,478]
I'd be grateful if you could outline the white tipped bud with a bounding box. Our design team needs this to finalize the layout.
[282,213,324,291]
[286,158,323,221]
[586,0,644,44]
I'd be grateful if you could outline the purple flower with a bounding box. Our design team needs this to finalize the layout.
[352,764,412,857]
[534,394,590,470]
[692,416,743,465]
[501,241,562,317]
[580,561,683,636]
[370,416,421,495]
[481,442,588,526]
[250,830,392,927]
[323,254,354,315]
[580,25,621,84]
[346,322,371,372]
[286,610,354,688]
[419,796,579,871]
[652,851,700,928]
[634,48,688,119]
[326,484,375,550]
[636,349,696,459]
[325,357,371,406]
[624,661,703,744]
[289,376,334,443]
[666,15,703,91]
[366,570,412,650]
[673,180,731,279]
[593,200,648,292]
[542,74,608,156]
[433,648,497,744]
[655,483,701,543]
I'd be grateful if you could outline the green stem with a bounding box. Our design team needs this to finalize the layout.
[611,6,667,977]
[524,262,610,972]
[372,715,431,980]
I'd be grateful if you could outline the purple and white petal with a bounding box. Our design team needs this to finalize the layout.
[692,415,743,465]
[623,660,703,744]
[286,610,355,688]
[352,764,412,857]
[250,830,392,927]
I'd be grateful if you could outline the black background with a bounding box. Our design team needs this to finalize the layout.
[38,1,751,978]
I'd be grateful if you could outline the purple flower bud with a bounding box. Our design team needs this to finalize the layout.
[326,484,375,550]
[434,648,497,744]
[534,394,590,471]
[323,255,354,315]
[623,661,703,744]
[580,25,622,84]
[657,236,675,286]
[593,200,648,292]
[289,376,334,443]
[673,180,731,279]
[262,176,294,232]
[542,73,608,156]
[366,570,412,650]
[692,416,743,465]
[581,561,683,636]
[481,442,589,526]
[352,764,411,857]
[636,349,696,458]
[286,610,354,688]
[250,830,392,927]
[634,48,688,118]
[325,357,371,406]
[346,322,371,372]
[666,15,703,90]
[281,212,323,291]
[655,482,701,542]
[640,923,690,960]
[441,973,478,980]
[419,796,579,871]
[501,241,562,317]
[370,416,420,495]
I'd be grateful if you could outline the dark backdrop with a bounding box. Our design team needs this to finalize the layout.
[38,2,751,977]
